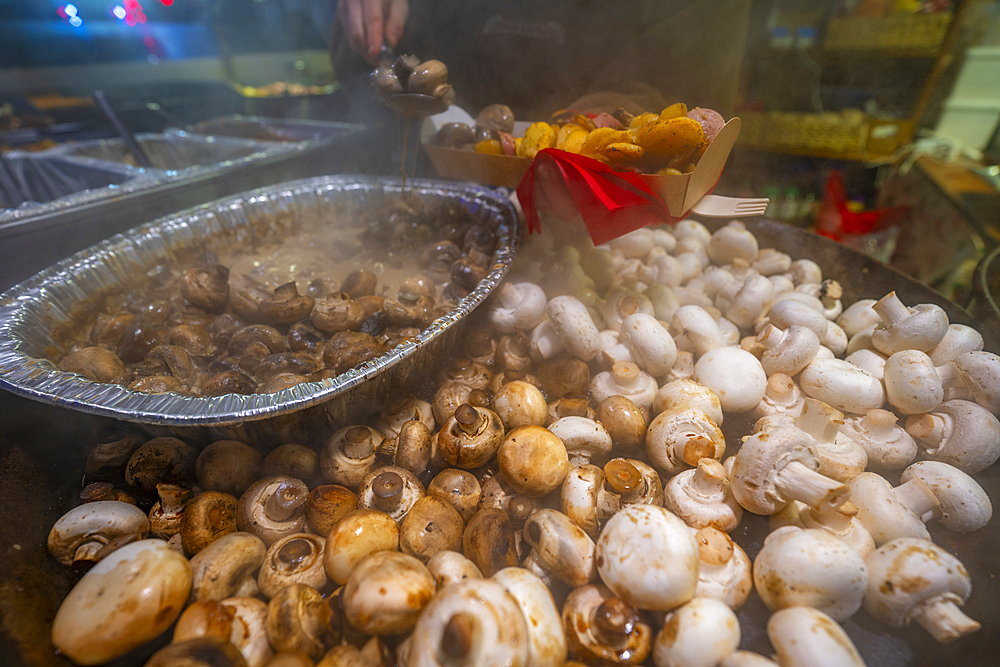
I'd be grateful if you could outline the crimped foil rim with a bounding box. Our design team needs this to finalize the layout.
[0,175,518,426]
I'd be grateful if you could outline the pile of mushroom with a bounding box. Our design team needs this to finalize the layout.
[55,198,499,398]
[45,216,1000,667]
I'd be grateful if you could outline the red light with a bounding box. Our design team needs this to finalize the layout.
[143,35,155,47]
[57,5,67,17]
[160,0,173,5]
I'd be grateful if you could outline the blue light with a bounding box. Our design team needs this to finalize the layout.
[65,4,78,17]
[112,5,126,19]
[69,15,82,27]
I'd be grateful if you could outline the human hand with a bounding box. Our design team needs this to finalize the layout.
[338,0,409,66]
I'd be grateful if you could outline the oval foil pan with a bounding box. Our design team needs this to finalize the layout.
[0,176,518,442]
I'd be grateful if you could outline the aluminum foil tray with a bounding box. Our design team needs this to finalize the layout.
[0,151,145,212]
[185,115,364,144]
[51,130,295,173]
[0,175,517,442]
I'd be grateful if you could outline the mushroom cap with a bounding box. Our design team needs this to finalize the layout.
[323,509,398,585]
[182,490,239,556]
[47,500,150,567]
[547,295,600,361]
[872,301,950,355]
[694,528,752,608]
[730,425,819,515]
[493,381,548,429]
[188,531,267,603]
[652,379,723,426]
[400,495,465,563]
[493,567,567,667]
[693,347,767,414]
[900,461,992,532]
[498,426,570,497]
[146,636,247,667]
[490,281,547,333]
[863,538,972,628]
[799,358,885,414]
[837,299,880,338]
[847,472,931,546]
[319,425,382,488]
[52,539,192,665]
[654,597,741,667]
[645,407,725,475]
[596,505,699,611]
[952,351,1000,414]
[909,399,1000,473]
[196,440,263,497]
[522,509,596,588]
[884,350,944,415]
[427,550,483,589]
[767,606,866,667]
[400,579,529,667]
[752,527,867,622]
[619,313,677,377]
[235,476,308,546]
[663,461,742,532]
[759,324,821,377]
[343,551,435,636]
[548,416,613,466]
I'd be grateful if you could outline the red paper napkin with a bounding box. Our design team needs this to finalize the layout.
[516,148,692,246]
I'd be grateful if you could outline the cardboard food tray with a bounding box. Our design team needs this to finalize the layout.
[424,117,741,217]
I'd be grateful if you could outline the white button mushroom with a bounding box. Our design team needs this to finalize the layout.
[870,291,950,355]
[561,464,622,538]
[767,606,867,667]
[904,399,1000,473]
[928,324,984,366]
[798,358,885,415]
[725,274,776,329]
[950,350,1000,414]
[522,509,597,588]
[670,306,725,358]
[51,539,192,665]
[752,373,805,421]
[548,416,613,467]
[864,538,980,642]
[663,459,742,532]
[707,220,759,266]
[844,348,887,381]
[188,531,267,602]
[768,298,829,340]
[794,398,867,482]
[342,551,435,636]
[692,526,752,609]
[731,421,849,516]
[47,500,150,569]
[899,460,992,533]
[645,407,726,475]
[620,313,677,377]
[754,248,793,277]
[596,505,699,612]
[490,282,548,333]
[693,347,768,414]
[847,472,935,545]
[752,526,867,622]
[493,567,567,667]
[839,408,917,470]
[399,579,529,667]
[883,349,944,415]
[836,298,880,338]
[598,329,636,368]
[653,597,741,667]
[590,361,658,410]
[757,324,821,377]
[652,379,724,425]
[769,500,875,559]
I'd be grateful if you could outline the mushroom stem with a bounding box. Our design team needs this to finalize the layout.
[872,292,910,326]
[911,597,981,643]
[810,501,856,534]
[371,471,404,513]
[604,459,643,495]
[72,540,106,570]
[796,399,842,444]
[682,436,718,468]
[593,598,639,649]
[156,483,192,513]
[695,526,734,566]
[757,324,784,351]
[893,478,941,522]
[906,413,948,449]
[773,461,849,512]
[264,481,307,522]
[454,404,486,436]
[611,362,642,391]
[343,426,377,459]
[862,409,899,441]
[442,612,476,658]
[689,459,727,498]
[766,373,796,401]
